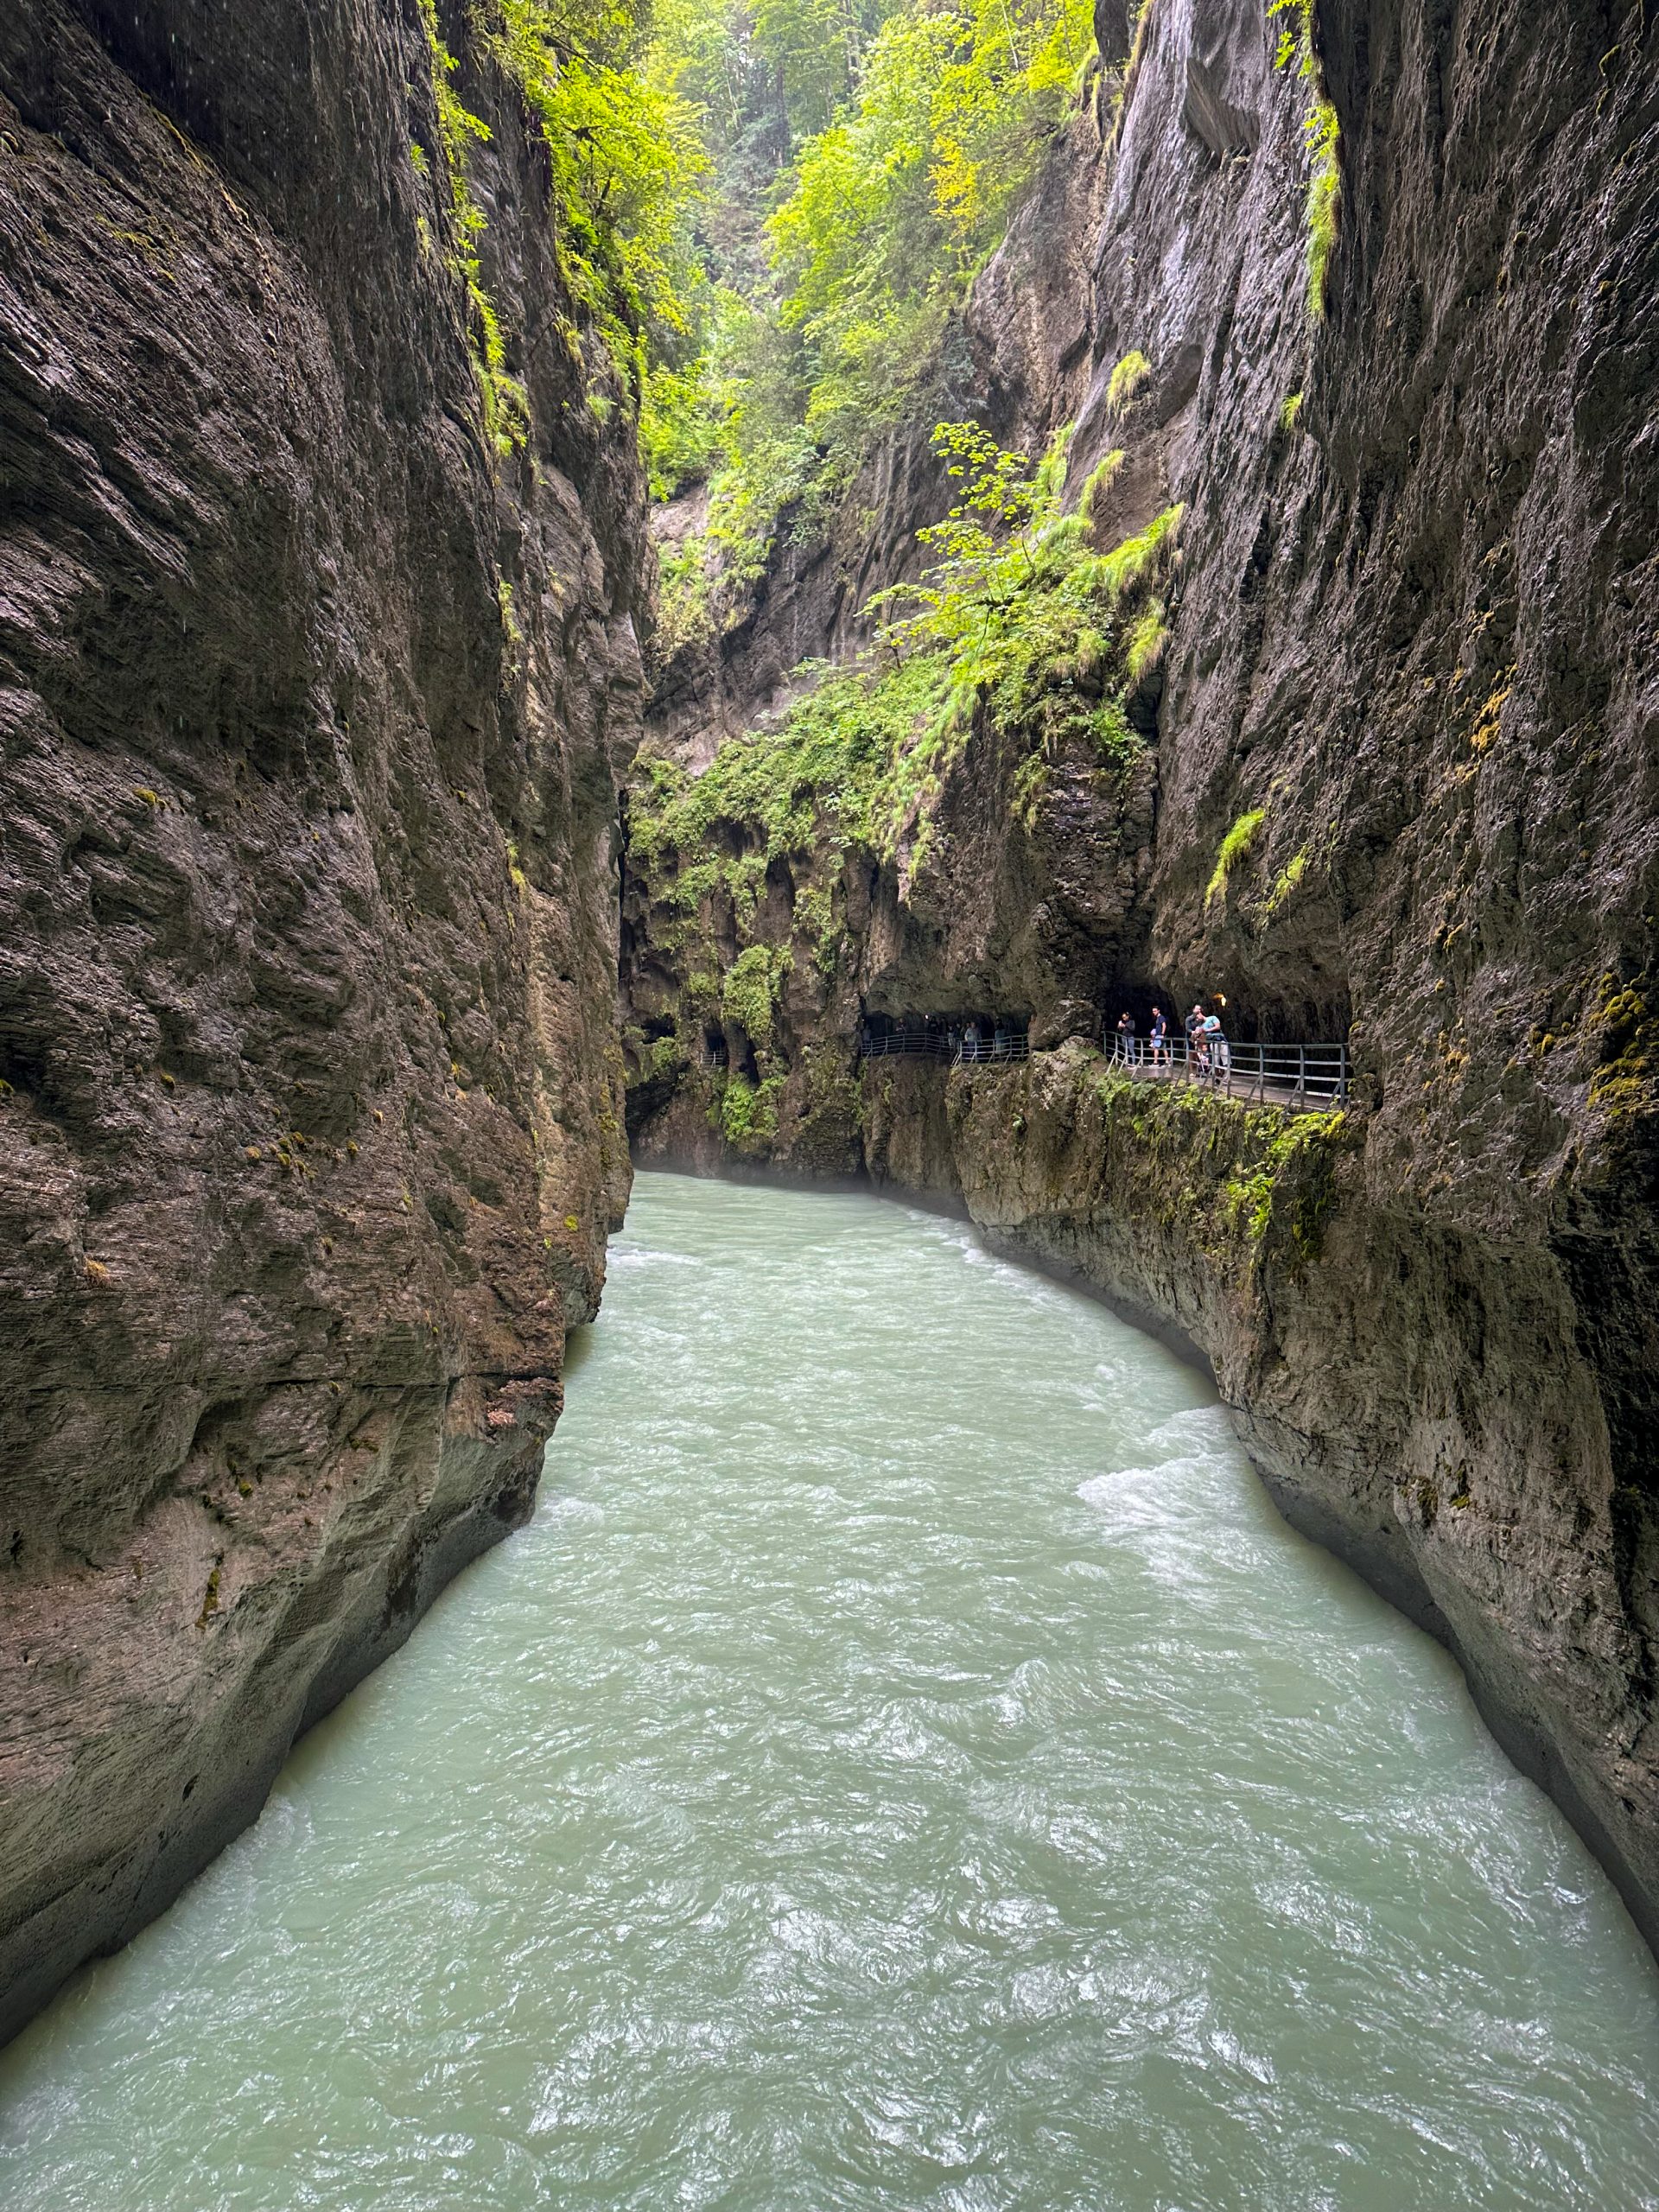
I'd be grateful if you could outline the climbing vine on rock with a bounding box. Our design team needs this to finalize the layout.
[414,0,530,454]
[411,0,706,455]
[1268,0,1339,320]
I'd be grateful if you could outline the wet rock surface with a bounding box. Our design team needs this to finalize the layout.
[625,1,1659,1948]
[0,0,645,2037]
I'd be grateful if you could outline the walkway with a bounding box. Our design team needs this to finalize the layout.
[859,1028,1032,1067]
[1106,1033,1348,1112]
[855,1023,1348,1111]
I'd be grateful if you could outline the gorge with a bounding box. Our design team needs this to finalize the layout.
[620,0,1659,1967]
[2,0,1657,2174]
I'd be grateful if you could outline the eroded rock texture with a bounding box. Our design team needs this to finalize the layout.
[0,0,645,2037]
[624,0,1659,1947]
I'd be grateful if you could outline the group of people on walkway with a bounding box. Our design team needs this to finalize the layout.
[1110,999,1230,1082]
[955,1019,1020,1062]
[855,1014,1025,1063]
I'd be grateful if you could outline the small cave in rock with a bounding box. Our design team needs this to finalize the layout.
[1096,982,1353,1049]
[624,1014,692,1141]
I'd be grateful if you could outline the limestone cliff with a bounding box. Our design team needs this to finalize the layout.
[623,0,1659,1947]
[0,0,645,2037]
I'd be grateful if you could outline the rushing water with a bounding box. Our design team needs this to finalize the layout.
[3,1173,1656,2210]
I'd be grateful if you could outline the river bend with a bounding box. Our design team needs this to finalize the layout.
[1,1173,1655,2209]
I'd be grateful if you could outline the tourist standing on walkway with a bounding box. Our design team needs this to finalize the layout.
[1202,1005,1230,1084]
[1116,1010,1136,1066]
[1149,1006,1168,1070]
[1186,1003,1206,1075]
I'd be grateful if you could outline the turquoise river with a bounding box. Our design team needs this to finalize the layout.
[2,1173,1656,2209]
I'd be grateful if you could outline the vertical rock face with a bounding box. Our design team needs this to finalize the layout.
[623,3,1659,1947]
[0,0,645,2037]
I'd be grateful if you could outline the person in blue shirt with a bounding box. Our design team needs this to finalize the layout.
[1201,1007,1230,1084]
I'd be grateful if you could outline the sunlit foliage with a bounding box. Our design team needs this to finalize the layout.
[486,0,710,378]
[413,0,709,448]
[641,0,1097,553]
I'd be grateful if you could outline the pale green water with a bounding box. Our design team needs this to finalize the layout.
[3,1173,1656,2211]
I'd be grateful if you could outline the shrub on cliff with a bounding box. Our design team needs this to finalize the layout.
[870,420,1181,780]
[1206,809,1267,909]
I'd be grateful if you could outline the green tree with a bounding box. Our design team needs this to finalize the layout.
[640,0,1096,526]
[872,418,1180,766]
[487,0,710,377]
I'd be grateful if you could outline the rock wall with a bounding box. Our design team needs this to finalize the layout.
[624,0,1659,1948]
[0,0,646,2037]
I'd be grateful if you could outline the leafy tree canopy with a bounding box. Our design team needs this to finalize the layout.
[640,0,1097,560]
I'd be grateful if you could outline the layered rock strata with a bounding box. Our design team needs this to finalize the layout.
[624,0,1659,1947]
[0,0,645,2037]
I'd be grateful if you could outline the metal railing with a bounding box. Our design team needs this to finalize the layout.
[1107,1033,1348,1109]
[859,1031,953,1061]
[954,1032,1031,1065]
[858,1029,1032,1066]
[856,1025,1345,1108]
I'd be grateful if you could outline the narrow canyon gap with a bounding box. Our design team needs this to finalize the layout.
[2,0,1658,2126]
